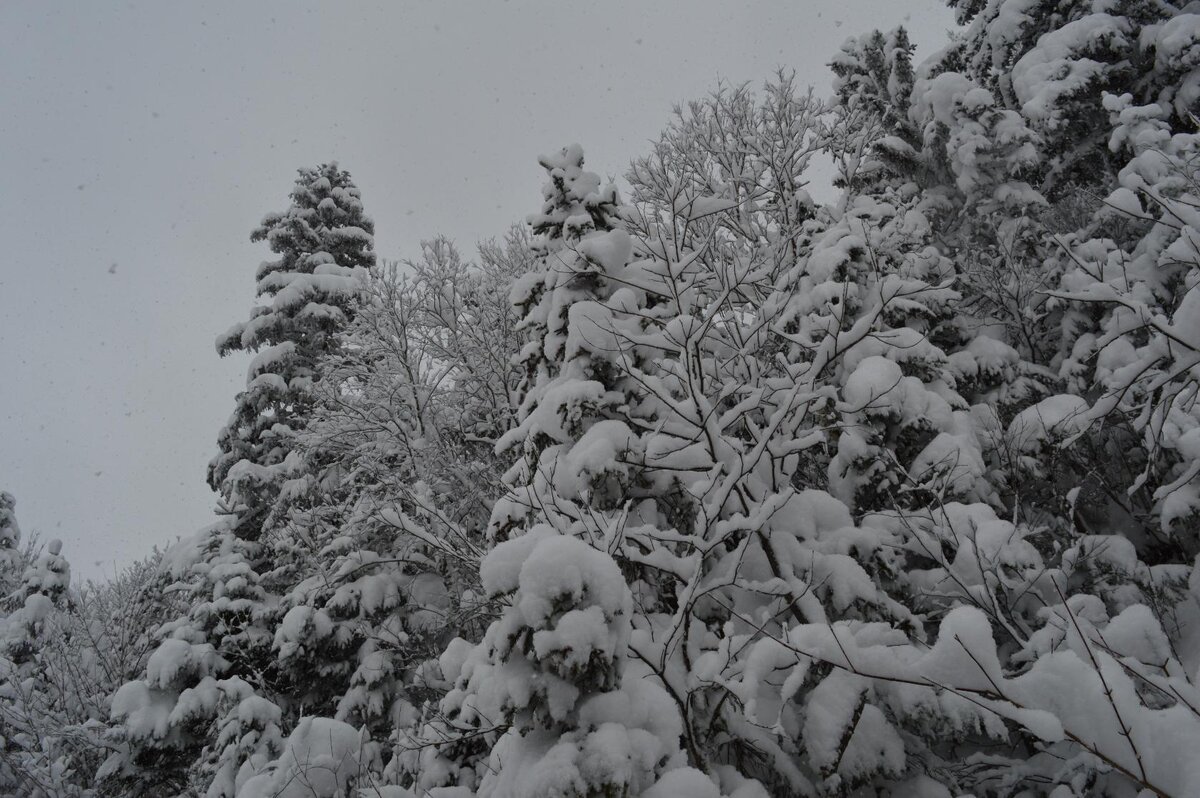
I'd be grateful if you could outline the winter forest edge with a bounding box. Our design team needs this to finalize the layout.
[5,2,1200,796]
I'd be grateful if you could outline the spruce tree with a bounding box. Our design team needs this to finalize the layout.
[105,164,375,797]
[210,162,375,541]
[407,147,739,797]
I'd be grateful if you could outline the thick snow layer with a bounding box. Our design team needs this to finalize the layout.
[236,717,362,798]
[146,639,224,689]
[577,229,632,273]
[555,419,637,500]
[642,768,723,798]
[1012,15,1131,126]
[1007,394,1090,452]
[515,533,630,631]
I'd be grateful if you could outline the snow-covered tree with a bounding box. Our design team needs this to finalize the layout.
[1043,10,1200,544]
[775,6,1200,795]
[174,231,530,796]
[616,79,992,792]
[105,164,376,797]
[0,495,91,797]
[828,27,921,200]
[398,146,752,798]
[210,162,375,541]
[256,242,527,751]
[102,522,277,797]
[944,0,1193,199]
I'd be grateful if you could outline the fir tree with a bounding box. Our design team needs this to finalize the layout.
[106,165,375,797]
[210,162,375,541]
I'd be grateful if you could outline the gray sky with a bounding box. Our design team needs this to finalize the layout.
[0,1,953,580]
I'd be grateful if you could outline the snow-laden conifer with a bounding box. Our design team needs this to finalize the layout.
[210,163,375,541]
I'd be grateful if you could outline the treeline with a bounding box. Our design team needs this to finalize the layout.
[4,2,1200,796]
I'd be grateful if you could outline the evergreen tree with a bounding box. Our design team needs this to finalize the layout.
[799,5,1200,795]
[256,243,524,755]
[105,164,375,797]
[188,234,529,796]
[210,162,375,541]
[0,495,84,796]
[404,146,743,797]
[829,27,922,197]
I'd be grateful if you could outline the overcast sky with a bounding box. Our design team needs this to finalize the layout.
[1,1,954,580]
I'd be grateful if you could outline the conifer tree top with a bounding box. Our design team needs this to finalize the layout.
[251,161,376,284]
[528,144,622,248]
